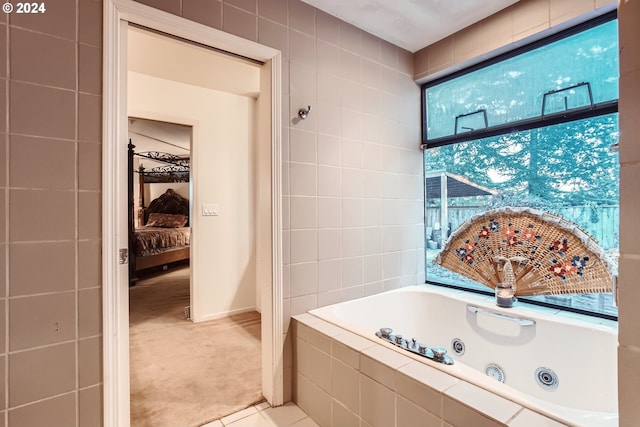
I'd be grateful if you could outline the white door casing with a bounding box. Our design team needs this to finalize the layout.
[102,2,283,426]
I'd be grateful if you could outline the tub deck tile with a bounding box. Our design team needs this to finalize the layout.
[507,409,569,427]
[444,381,522,424]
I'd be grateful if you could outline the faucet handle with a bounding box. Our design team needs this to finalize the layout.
[379,327,392,338]
[432,347,448,362]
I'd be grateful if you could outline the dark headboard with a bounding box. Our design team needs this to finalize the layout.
[144,189,189,225]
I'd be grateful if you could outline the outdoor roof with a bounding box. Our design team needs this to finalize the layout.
[425,171,498,198]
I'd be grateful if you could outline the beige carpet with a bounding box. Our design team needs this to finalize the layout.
[129,265,264,427]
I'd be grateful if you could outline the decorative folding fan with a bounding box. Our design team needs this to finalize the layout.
[433,207,615,296]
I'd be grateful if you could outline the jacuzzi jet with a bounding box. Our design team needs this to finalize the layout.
[535,367,559,390]
[451,338,465,355]
[485,364,505,383]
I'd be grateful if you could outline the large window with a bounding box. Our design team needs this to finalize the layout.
[423,13,619,318]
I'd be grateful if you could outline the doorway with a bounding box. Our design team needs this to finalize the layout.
[103,2,284,426]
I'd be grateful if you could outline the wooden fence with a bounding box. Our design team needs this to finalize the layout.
[426,205,619,250]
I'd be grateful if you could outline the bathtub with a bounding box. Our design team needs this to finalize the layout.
[307,285,618,427]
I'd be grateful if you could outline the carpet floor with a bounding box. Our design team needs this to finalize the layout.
[129,265,264,427]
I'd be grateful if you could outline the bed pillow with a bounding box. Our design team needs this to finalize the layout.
[146,213,188,228]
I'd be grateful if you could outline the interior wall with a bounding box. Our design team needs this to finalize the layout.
[0,1,104,424]
[413,0,617,81]
[617,0,640,425]
[128,71,259,321]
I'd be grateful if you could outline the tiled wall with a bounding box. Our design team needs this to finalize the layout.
[292,314,567,427]
[413,0,616,81]
[617,0,640,426]
[1,0,104,425]
[133,0,423,317]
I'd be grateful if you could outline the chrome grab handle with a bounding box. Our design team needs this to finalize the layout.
[467,304,536,327]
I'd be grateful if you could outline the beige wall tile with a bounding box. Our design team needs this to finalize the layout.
[78,93,102,143]
[78,142,101,191]
[361,32,381,63]
[317,42,340,77]
[9,135,75,190]
[0,26,6,80]
[183,0,222,29]
[10,28,75,89]
[330,357,359,413]
[9,291,76,351]
[482,9,513,53]
[360,374,395,427]
[340,50,360,82]
[223,3,258,42]
[0,245,5,298]
[9,242,75,296]
[0,355,4,410]
[361,343,410,389]
[618,346,640,426]
[397,395,440,427]
[9,189,74,241]
[9,0,76,40]
[619,71,640,163]
[0,306,4,353]
[395,370,446,417]
[227,0,256,13]
[79,385,103,427]
[79,0,102,47]
[79,288,101,338]
[508,408,568,427]
[10,82,75,140]
[340,21,361,54]
[316,10,340,46]
[78,240,101,289]
[289,0,315,37]
[443,396,504,427]
[79,191,101,240]
[619,0,640,75]
[258,18,289,57]
[79,336,102,388]
[258,0,288,26]
[331,399,359,426]
[295,373,331,427]
[306,344,331,392]
[79,44,102,95]
[290,31,316,68]
[618,256,640,348]
[444,382,521,424]
[0,136,5,187]
[8,392,76,427]
[512,0,549,41]
[134,0,180,15]
[397,49,413,76]
[9,342,76,406]
[380,40,398,70]
[550,0,594,27]
[452,25,485,65]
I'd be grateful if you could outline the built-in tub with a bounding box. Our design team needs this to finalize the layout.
[307,285,618,426]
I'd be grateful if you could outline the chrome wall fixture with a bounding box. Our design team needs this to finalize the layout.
[298,105,312,120]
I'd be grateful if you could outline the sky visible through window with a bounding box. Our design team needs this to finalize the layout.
[423,18,619,317]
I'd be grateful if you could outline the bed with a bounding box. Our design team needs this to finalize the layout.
[128,141,191,278]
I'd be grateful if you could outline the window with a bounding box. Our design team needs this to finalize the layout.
[423,13,619,318]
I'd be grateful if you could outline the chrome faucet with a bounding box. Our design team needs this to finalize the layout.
[376,328,454,365]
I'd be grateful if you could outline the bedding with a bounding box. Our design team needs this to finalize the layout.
[133,226,190,257]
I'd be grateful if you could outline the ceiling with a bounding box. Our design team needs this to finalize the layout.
[301,0,520,53]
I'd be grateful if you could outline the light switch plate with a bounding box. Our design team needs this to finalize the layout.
[202,203,220,216]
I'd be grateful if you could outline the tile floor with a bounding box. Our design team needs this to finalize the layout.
[202,402,319,427]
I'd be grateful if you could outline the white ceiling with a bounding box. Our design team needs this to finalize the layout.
[301,0,521,53]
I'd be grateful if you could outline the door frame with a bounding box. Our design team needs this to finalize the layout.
[102,2,283,426]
